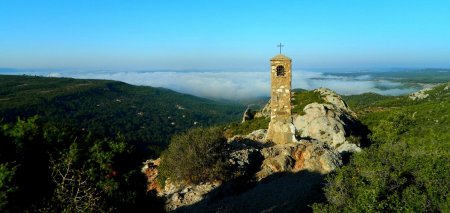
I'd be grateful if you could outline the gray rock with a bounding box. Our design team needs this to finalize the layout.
[293,103,361,153]
[228,129,268,144]
[315,87,357,117]
[163,180,221,211]
[256,140,342,180]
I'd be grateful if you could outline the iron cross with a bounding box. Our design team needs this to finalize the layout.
[277,42,284,54]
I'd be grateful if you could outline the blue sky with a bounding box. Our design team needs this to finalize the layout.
[1,0,450,71]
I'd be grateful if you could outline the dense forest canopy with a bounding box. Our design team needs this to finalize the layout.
[0,75,244,157]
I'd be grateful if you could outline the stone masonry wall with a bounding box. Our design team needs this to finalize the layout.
[266,55,296,144]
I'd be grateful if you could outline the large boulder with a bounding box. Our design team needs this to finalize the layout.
[256,140,342,180]
[315,87,356,117]
[228,137,265,177]
[162,180,221,211]
[227,129,269,144]
[252,88,362,153]
[293,103,361,153]
[292,88,362,154]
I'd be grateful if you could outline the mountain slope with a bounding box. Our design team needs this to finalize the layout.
[0,75,244,155]
[314,83,450,212]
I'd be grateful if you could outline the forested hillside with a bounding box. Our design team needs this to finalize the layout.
[0,75,245,212]
[0,75,244,156]
[314,83,450,212]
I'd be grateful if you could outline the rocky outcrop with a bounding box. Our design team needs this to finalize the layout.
[144,129,343,211]
[142,159,161,192]
[291,88,362,154]
[409,87,432,100]
[162,180,221,211]
[142,160,221,211]
[228,129,268,144]
[315,87,357,117]
[293,103,361,153]
[143,88,366,211]
[256,140,342,180]
[228,136,265,177]
[249,88,361,153]
[226,129,343,181]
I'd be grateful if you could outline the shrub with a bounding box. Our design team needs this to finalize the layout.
[370,111,415,144]
[158,127,230,185]
[0,117,157,212]
[292,91,325,115]
[313,141,450,212]
[225,117,270,137]
[0,163,17,210]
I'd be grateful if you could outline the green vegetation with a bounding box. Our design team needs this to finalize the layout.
[0,75,245,211]
[158,127,230,185]
[226,117,270,136]
[0,75,244,157]
[292,90,325,115]
[0,116,163,212]
[314,83,450,212]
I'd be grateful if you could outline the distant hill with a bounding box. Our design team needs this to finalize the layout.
[0,75,244,155]
[333,68,450,84]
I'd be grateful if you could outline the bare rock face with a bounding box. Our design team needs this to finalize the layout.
[253,87,361,153]
[227,129,268,145]
[228,138,264,177]
[315,87,356,117]
[292,88,362,154]
[293,103,361,153]
[162,180,221,211]
[142,158,161,192]
[256,140,342,180]
[142,161,221,211]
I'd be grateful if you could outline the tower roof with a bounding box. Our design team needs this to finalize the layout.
[271,54,292,61]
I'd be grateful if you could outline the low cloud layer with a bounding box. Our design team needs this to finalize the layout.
[35,70,417,100]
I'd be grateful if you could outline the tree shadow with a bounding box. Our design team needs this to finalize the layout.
[341,115,372,147]
[174,170,326,213]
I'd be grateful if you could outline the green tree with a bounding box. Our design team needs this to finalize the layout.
[0,163,17,210]
[0,117,160,212]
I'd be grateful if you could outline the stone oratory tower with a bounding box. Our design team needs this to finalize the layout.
[266,46,296,144]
